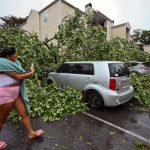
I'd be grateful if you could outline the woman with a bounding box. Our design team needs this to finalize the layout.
[0,47,44,149]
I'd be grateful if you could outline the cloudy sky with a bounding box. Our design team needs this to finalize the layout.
[0,0,149,31]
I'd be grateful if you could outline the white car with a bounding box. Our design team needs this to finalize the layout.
[47,61,134,109]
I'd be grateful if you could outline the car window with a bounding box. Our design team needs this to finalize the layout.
[109,63,129,77]
[58,63,94,75]
[58,64,74,73]
[73,63,94,75]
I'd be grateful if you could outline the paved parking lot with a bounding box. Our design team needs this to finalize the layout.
[0,103,150,150]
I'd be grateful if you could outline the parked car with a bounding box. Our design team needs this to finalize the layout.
[128,61,150,75]
[47,61,134,109]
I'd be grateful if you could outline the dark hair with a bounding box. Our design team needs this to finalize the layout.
[0,47,16,58]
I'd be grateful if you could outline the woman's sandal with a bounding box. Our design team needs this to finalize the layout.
[0,141,7,149]
[29,129,44,140]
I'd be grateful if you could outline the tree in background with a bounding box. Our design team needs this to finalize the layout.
[140,30,150,45]
[0,15,27,29]
[133,29,150,45]
[132,29,142,43]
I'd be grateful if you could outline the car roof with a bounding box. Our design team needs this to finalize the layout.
[129,61,144,63]
[65,61,124,64]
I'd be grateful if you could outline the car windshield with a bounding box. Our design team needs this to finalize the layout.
[109,63,129,77]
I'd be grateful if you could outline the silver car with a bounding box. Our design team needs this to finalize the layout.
[47,61,134,109]
[128,61,150,75]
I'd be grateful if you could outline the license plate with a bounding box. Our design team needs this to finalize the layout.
[122,81,128,87]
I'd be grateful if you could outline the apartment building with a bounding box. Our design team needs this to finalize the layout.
[21,0,131,42]
[144,45,150,53]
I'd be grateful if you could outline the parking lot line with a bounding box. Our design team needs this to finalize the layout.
[83,112,150,144]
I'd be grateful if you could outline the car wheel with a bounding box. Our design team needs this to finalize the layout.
[47,79,53,85]
[85,90,103,110]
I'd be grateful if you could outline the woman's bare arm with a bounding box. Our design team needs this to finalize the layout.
[5,68,35,81]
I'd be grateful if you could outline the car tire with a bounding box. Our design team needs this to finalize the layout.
[85,90,103,110]
[47,79,53,85]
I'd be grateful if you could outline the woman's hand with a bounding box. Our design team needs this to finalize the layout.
[29,67,35,75]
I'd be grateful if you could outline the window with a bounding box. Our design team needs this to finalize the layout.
[73,64,94,75]
[43,11,48,23]
[58,64,74,73]
[58,63,94,75]
[109,63,129,77]
[44,33,48,42]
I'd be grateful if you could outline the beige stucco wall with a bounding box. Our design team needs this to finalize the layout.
[39,1,75,41]
[111,25,130,42]
[61,2,75,19]
[22,11,40,38]
[105,20,112,41]
[144,45,150,53]
[21,24,27,31]
[21,1,75,42]
[40,2,58,41]
[111,26,126,40]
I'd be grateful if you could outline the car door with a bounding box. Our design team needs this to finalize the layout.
[55,63,74,87]
[67,63,94,91]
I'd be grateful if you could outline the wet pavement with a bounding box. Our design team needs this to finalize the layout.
[88,103,150,140]
[0,103,150,150]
